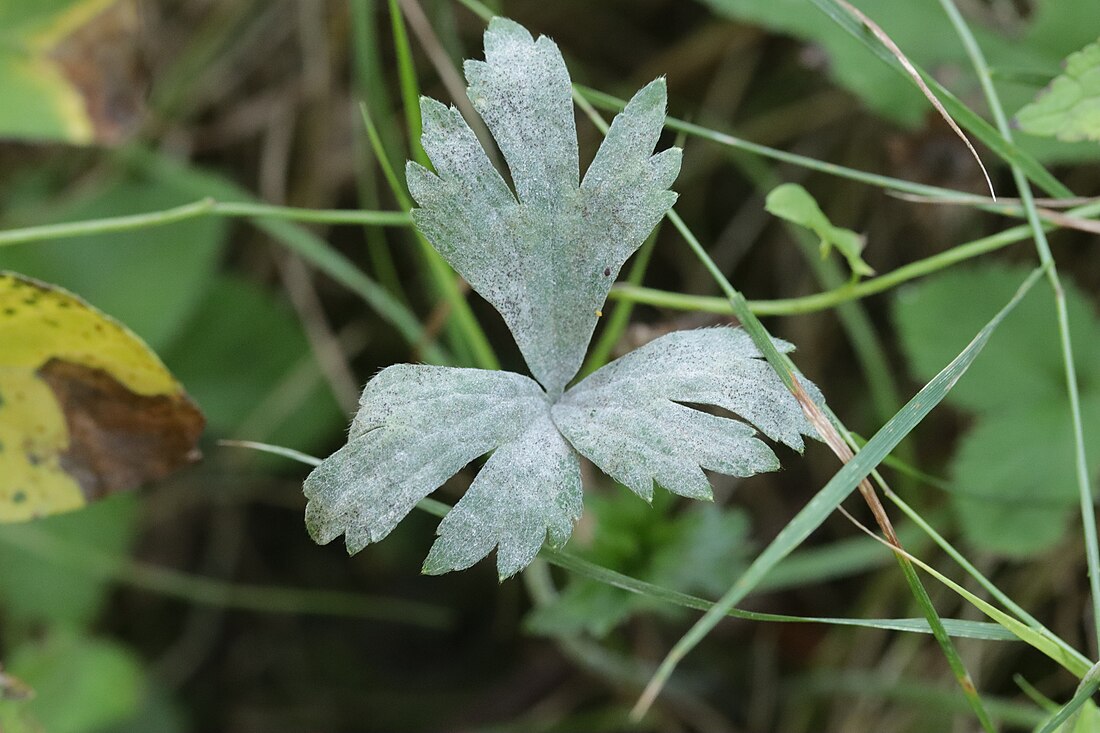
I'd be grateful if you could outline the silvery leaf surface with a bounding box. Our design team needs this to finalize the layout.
[304,365,581,571]
[423,411,582,579]
[552,328,820,501]
[406,17,681,395]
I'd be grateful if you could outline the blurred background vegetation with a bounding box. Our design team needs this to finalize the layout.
[1,0,1099,731]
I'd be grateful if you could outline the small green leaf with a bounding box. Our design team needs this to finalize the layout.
[7,630,144,733]
[1016,38,1100,143]
[765,183,874,279]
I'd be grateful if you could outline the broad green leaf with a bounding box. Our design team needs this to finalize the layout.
[764,183,873,278]
[7,631,144,733]
[893,264,1100,553]
[407,17,681,395]
[1016,39,1100,143]
[554,328,818,501]
[303,365,577,578]
[0,495,137,625]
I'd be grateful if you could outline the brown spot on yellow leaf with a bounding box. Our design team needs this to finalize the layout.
[37,359,203,501]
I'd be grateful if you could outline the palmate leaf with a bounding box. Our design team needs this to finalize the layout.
[406,17,681,396]
[303,17,821,578]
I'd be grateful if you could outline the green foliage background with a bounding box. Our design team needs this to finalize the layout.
[1,1,1099,731]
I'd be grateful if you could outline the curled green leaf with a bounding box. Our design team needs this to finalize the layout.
[765,183,874,279]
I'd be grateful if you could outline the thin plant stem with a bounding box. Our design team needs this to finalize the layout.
[937,0,1100,657]
[122,147,451,365]
[606,198,1100,317]
[0,199,410,247]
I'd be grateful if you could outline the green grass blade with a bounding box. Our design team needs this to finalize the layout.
[543,548,1016,642]
[211,438,1027,647]
[935,0,1100,657]
[663,210,997,731]
[1036,663,1100,733]
[577,85,982,202]
[902,544,1092,678]
[806,0,1071,199]
[350,0,404,164]
[632,263,1048,720]
[350,0,409,302]
[389,0,426,166]
[375,2,499,370]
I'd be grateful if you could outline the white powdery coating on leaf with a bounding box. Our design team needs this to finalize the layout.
[552,327,819,501]
[407,16,682,396]
[423,412,582,579]
[302,365,549,554]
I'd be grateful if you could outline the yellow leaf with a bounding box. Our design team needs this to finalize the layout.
[0,272,204,522]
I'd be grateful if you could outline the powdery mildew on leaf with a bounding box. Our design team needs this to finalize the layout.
[423,412,581,578]
[302,17,823,578]
[303,365,551,557]
[406,17,681,396]
[553,329,818,501]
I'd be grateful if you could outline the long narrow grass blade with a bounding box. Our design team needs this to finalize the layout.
[228,438,1030,649]
[389,0,426,166]
[806,0,1070,199]
[934,0,1100,658]
[631,264,1048,720]
[830,0,993,198]
[905,545,1091,678]
[544,549,1016,641]
[1036,662,1100,733]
